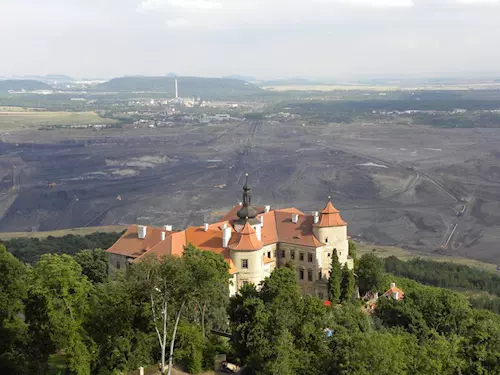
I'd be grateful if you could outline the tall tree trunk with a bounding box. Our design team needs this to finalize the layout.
[161,299,168,374]
[167,301,185,375]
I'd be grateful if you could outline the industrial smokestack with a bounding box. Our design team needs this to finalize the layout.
[175,78,179,99]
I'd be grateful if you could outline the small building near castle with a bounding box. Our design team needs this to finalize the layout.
[106,175,353,298]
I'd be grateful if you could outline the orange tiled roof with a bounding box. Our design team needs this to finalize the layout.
[258,211,278,245]
[317,201,347,227]
[106,225,174,258]
[229,222,263,251]
[274,210,324,247]
[185,227,225,254]
[382,286,405,300]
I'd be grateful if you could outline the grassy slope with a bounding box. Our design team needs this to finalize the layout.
[355,241,499,273]
[0,111,117,131]
[0,225,125,240]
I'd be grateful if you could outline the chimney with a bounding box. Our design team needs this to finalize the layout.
[394,292,399,300]
[222,222,227,229]
[265,205,271,213]
[204,223,209,231]
[313,212,319,224]
[222,227,232,247]
[164,225,173,231]
[292,214,299,224]
[391,282,396,289]
[260,215,264,227]
[255,225,262,241]
[138,225,147,239]
[161,232,166,241]
[238,201,243,206]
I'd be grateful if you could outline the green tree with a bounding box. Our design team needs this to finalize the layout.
[25,254,93,375]
[183,244,230,337]
[74,248,108,284]
[340,264,355,303]
[85,276,155,375]
[357,252,385,295]
[0,245,29,374]
[348,240,358,269]
[329,330,411,375]
[229,267,330,375]
[328,250,341,304]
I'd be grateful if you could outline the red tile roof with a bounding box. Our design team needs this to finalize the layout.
[274,210,324,247]
[382,285,405,300]
[317,201,347,227]
[229,222,263,251]
[106,225,174,258]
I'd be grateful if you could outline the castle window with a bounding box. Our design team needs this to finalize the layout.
[242,281,249,287]
[325,237,328,243]
[308,253,313,263]
[299,269,304,280]
[300,252,304,261]
[281,250,285,258]
[328,253,331,257]
[318,271,322,280]
[291,250,295,260]
[308,270,313,281]
[318,292,324,300]
[242,259,248,269]
[116,260,121,270]
[268,251,271,259]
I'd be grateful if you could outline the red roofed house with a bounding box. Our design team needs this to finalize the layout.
[107,174,353,298]
[382,282,405,301]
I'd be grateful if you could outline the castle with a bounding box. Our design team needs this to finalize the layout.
[106,175,353,298]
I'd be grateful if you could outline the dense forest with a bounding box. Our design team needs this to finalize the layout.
[2,241,500,374]
[1,231,122,264]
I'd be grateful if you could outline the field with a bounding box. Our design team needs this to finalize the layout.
[262,82,500,92]
[0,110,117,131]
[0,225,125,240]
[355,242,500,273]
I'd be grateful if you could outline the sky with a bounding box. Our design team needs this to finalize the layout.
[1,0,500,79]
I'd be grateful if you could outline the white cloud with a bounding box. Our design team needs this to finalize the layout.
[457,0,500,4]
[139,0,222,11]
[316,0,414,7]
[166,17,191,27]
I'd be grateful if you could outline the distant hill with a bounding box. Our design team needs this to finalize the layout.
[12,75,73,83]
[223,75,257,82]
[95,76,263,98]
[0,79,53,92]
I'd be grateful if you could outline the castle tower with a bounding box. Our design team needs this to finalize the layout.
[229,220,265,287]
[313,197,349,265]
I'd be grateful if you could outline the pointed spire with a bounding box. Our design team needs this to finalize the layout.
[237,173,257,220]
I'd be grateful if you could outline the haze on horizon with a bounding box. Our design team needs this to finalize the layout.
[1,0,500,80]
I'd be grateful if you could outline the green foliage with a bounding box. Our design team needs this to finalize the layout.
[176,322,204,374]
[74,248,108,283]
[328,250,342,303]
[2,231,122,264]
[384,256,500,297]
[357,252,385,294]
[229,267,330,375]
[25,254,93,375]
[348,240,358,269]
[0,245,29,374]
[340,264,355,303]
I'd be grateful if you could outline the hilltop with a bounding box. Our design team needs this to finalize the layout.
[95,76,263,98]
[0,79,53,92]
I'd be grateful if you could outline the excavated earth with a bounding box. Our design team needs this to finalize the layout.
[1,120,500,264]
